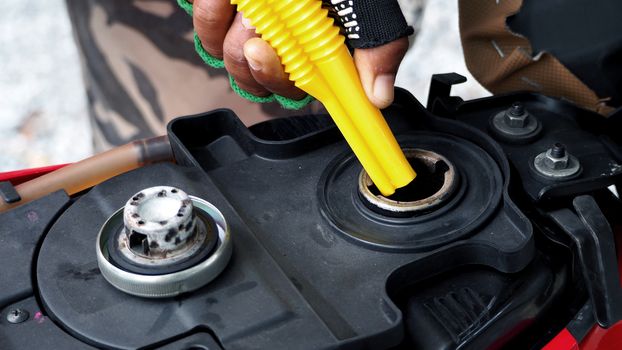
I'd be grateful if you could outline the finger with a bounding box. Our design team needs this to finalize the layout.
[243,38,307,100]
[193,0,235,59]
[224,13,270,96]
[354,37,409,109]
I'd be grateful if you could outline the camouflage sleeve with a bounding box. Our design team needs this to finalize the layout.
[66,0,322,151]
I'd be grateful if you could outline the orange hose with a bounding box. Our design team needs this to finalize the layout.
[0,136,173,213]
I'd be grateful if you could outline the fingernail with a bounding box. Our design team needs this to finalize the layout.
[372,74,395,108]
[241,16,255,30]
[246,55,262,72]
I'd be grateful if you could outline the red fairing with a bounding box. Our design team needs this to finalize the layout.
[542,328,578,350]
[0,164,69,185]
[580,322,622,350]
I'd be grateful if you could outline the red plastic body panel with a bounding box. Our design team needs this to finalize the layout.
[0,164,69,185]
[580,322,622,350]
[543,328,579,350]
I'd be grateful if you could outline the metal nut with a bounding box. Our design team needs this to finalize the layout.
[504,109,528,128]
[543,149,569,170]
[533,145,581,179]
[491,102,541,139]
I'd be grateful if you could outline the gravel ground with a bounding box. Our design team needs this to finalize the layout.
[0,0,487,172]
[0,0,92,172]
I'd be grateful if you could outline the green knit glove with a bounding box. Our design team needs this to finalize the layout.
[176,0,193,16]
[178,0,314,110]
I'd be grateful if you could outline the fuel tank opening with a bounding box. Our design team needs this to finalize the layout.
[319,133,500,251]
[358,149,457,216]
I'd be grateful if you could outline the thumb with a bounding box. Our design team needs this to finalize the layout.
[354,37,409,109]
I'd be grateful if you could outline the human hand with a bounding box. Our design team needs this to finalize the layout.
[189,0,411,108]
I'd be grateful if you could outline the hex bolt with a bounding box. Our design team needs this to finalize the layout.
[509,102,525,116]
[6,308,29,324]
[550,143,566,158]
[491,101,541,139]
[504,102,529,128]
[534,143,581,179]
[543,143,570,170]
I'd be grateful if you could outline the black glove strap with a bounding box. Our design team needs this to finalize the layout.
[325,0,414,49]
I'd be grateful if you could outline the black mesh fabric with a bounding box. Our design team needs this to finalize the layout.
[324,0,413,49]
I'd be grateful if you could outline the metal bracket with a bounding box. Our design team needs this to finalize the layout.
[426,73,467,113]
[549,195,622,328]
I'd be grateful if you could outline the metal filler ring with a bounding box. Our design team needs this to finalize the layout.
[358,149,457,215]
[96,194,232,298]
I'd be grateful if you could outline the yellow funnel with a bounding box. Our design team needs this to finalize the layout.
[233,0,415,195]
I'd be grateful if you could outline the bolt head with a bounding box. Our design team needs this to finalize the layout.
[509,102,525,115]
[6,308,29,324]
[544,149,569,170]
[504,109,528,128]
